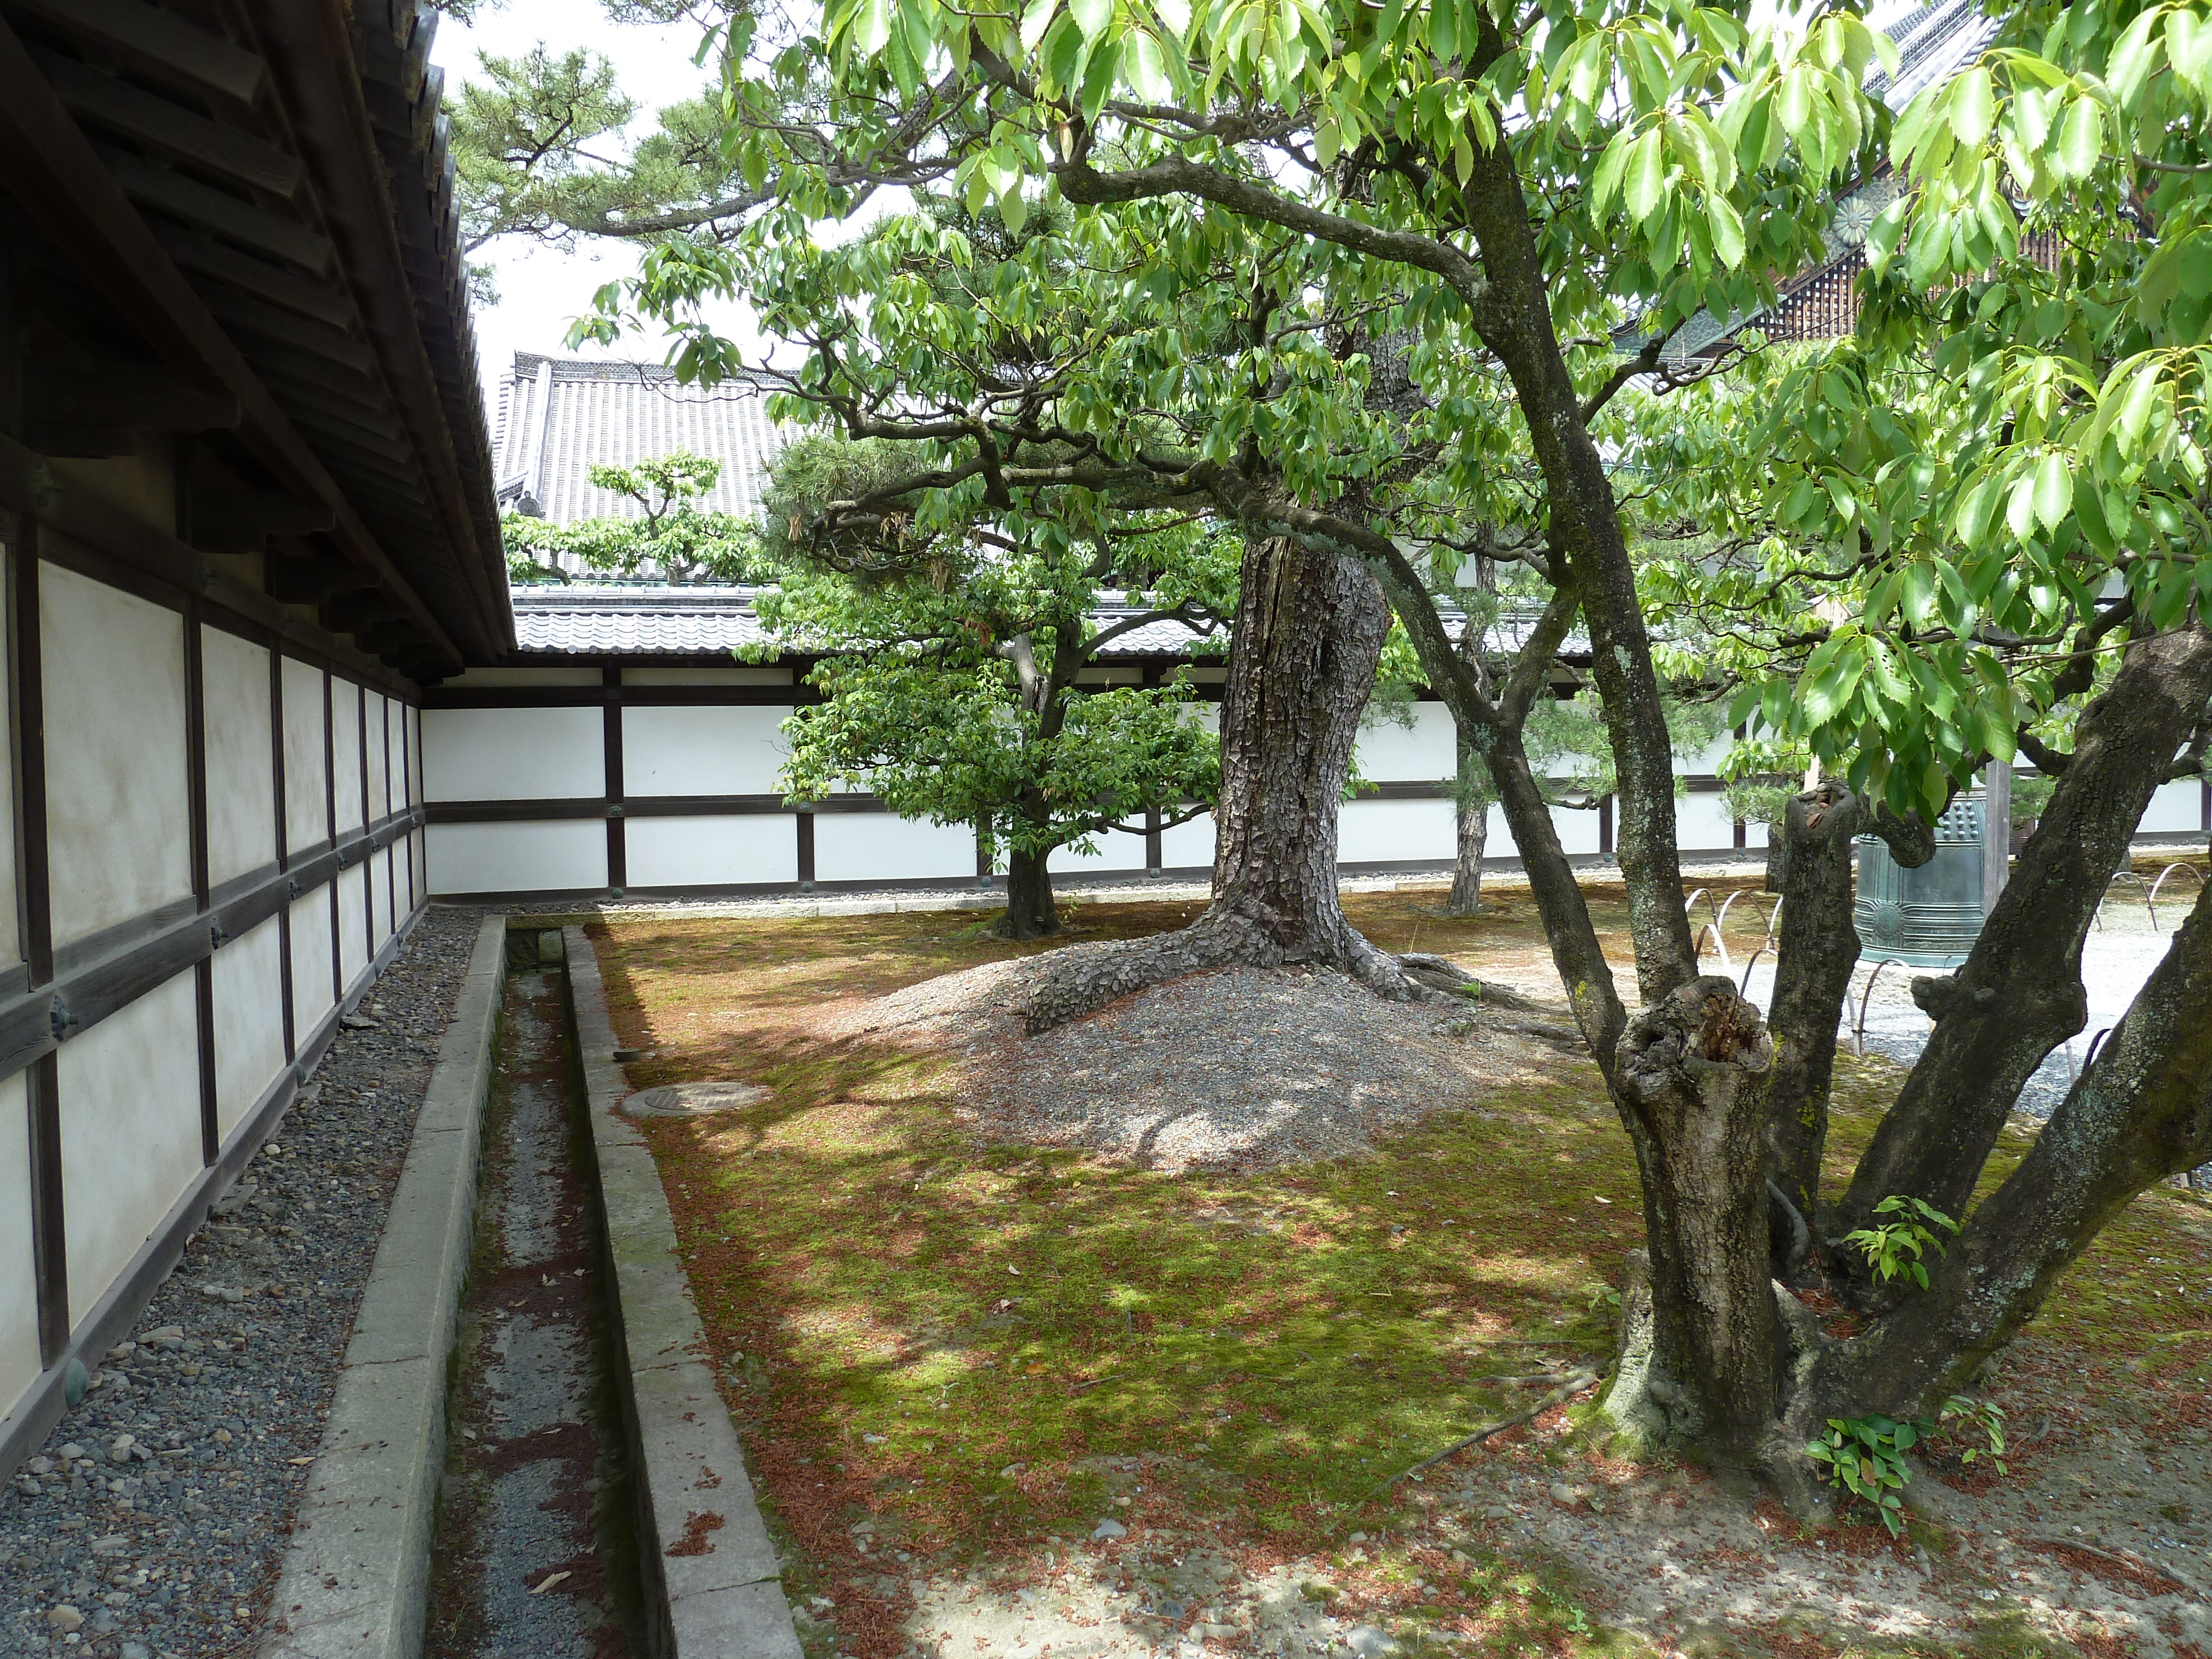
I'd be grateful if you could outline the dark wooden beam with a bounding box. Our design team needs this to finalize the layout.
[0,16,463,665]
[33,49,300,197]
[196,284,376,375]
[321,592,408,633]
[25,356,238,430]
[158,225,353,328]
[3,0,268,106]
[265,550,375,604]
[356,619,431,654]
[185,484,333,551]
[23,422,133,458]
[99,145,330,271]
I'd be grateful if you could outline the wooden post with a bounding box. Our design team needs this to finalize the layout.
[1983,759,2011,917]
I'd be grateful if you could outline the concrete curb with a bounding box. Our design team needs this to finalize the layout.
[561,924,803,1659]
[259,915,509,1659]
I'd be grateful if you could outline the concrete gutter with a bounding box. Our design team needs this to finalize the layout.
[560,924,803,1659]
[260,915,508,1659]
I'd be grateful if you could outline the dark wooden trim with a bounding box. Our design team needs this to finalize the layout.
[12,531,62,1361]
[270,639,294,1061]
[182,596,218,1163]
[357,682,372,963]
[796,811,816,886]
[323,667,338,997]
[603,665,625,895]
[26,1051,61,1362]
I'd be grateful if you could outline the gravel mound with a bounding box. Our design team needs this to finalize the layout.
[837,954,1576,1172]
[0,907,482,1659]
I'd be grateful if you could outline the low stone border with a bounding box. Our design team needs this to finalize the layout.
[258,915,508,1659]
[560,924,803,1659]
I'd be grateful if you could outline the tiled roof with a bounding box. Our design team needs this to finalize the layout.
[492,355,787,573]
[508,586,1232,659]
[507,585,1573,664]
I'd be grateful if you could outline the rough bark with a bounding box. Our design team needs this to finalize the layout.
[1833,622,2212,1247]
[1453,112,1699,1009]
[1022,534,1428,1034]
[1762,781,1867,1245]
[1597,978,1780,1463]
[1446,734,1490,916]
[993,842,1060,940]
[1789,869,2212,1436]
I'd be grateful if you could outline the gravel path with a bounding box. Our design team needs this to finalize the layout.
[833,953,1579,1173]
[0,907,482,1659]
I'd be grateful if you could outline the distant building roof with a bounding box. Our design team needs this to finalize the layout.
[492,354,787,572]
[1631,0,1999,362]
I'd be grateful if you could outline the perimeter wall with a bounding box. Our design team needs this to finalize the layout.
[422,661,2210,900]
[0,486,426,1452]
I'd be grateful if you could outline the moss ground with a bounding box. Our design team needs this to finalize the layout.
[588,878,2212,1658]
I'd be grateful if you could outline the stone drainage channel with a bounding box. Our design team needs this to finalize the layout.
[423,947,642,1659]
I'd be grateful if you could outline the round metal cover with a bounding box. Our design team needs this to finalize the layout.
[621,1081,770,1118]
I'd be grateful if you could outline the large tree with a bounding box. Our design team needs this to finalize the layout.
[582,0,2212,1516]
[754,436,1229,936]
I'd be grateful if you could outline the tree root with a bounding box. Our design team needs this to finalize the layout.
[1020,910,1519,1035]
[1370,1369,1605,1493]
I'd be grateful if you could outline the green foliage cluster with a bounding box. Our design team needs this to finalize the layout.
[1845,1194,1962,1292]
[500,452,778,585]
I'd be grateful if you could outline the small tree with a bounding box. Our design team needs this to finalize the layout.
[756,437,1232,937]
[502,452,773,584]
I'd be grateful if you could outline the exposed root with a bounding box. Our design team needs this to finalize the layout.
[1020,912,1519,1036]
[1373,1368,1605,1493]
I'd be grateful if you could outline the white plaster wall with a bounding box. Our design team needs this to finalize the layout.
[42,560,190,947]
[422,707,604,801]
[1158,811,1216,870]
[59,967,200,1328]
[1552,805,1602,855]
[331,680,364,834]
[385,700,406,816]
[338,867,369,989]
[814,813,976,881]
[0,1070,34,1424]
[1677,792,1740,853]
[366,695,389,822]
[282,657,328,852]
[626,816,797,887]
[427,821,607,894]
[202,626,276,886]
[373,847,395,945]
[406,707,422,804]
[623,705,791,796]
[1339,797,1455,863]
[290,892,335,1036]
[211,915,286,1142]
[2140,778,2202,833]
[1058,825,1150,874]
[1353,703,1457,782]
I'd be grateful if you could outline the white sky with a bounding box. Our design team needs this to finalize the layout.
[430,0,773,415]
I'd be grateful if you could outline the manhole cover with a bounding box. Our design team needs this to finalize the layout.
[620,1081,770,1118]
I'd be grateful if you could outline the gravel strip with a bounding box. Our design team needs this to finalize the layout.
[833,953,1577,1172]
[0,907,483,1659]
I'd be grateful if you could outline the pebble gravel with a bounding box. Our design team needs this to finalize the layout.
[0,907,482,1659]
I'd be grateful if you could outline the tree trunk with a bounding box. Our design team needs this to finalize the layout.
[1761,782,1866,1254]
[1446,735,1490,916]
[1597,978,1782,1464]
[993,843,1060,940]
[1024,534,1422,1032]
[1832,622,2212,1252]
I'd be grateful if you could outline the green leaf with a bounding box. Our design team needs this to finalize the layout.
[1624,128,1666,222]
[1070,0,1113,42]
[852,0,894,56]
[1021,0,1060,54]
[1950,66,1995,147]
[1708,194,1745,267]
[2030,452,2073,532]
[2053,95,2101,181]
